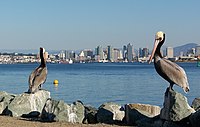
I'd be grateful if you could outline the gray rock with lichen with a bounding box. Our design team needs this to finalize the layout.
[125,103,161,126]
[160,87,195,121]
[191,98,200,111]
[3,90,50,117]
[0,91,16,114]
[41,99,85,123]
[96,102,125,124]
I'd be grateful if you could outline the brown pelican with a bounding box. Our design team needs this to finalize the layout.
[149,31,190,93]
[28,47,48,93]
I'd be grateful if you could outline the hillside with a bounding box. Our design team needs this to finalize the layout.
[174,43,198,56]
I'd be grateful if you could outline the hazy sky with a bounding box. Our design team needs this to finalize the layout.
[0,0,199,50]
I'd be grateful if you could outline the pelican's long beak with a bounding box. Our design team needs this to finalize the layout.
[148,39,159,64]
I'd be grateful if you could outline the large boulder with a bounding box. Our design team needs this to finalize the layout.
[163,121,183,127]
[191,98,200,111]
[3,90,50,117]
[83,105,98,124]
[160,87,195,122]
[96,102,125,124]
[189,110,200,127]
[0,91,16,114]
[125,103,161,125]
[72,101,85,123]
[41,99,85,123]
[41,99,70,122]
[138,117,164,127]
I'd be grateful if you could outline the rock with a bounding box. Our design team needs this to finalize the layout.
[41,99,85,123]
[3,90,50,117]
[191,98,200,111]
[83,105,98,124]
[189,110,200,127]
[0,91,16,114]
[163,121,182,127]
[125,103,161,125]
[41,99,70,122]
[160,88,195,122]
[72,101,85,123]
[136,115,163,127]
[96,102,125,124]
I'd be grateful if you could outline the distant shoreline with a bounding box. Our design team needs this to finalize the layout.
[0,60,198,64]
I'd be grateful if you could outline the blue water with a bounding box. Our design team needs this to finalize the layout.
[0,62,199,107]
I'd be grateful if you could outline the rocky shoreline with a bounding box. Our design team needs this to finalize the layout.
[0,88,200,127]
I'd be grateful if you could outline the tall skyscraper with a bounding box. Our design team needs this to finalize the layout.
[113,48,120,62]
[65,50,70,60]
[122,45,127,60]
[142,48,149,57]
[166,47,174,58]
[139,48,143,58]
[127,43,133,62]
[95,45,104,61]
[59,50,65,60]
[107,45,114,62]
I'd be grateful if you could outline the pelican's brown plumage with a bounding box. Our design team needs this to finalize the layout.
[149,31,190,93]
[28,47,48,93]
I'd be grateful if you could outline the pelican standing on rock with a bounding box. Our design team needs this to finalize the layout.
[149,31,190,93]
[28,47,48,93]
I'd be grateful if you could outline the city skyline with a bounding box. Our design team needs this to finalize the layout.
[0,0,200,50]
[0,42,198,55]
[1,43,200,64]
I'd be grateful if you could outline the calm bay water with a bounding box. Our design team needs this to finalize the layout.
[0,62,199,107]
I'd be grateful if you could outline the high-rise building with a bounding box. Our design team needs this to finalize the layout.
[95,45,104,61]
[166,47,174,58]
[142,48,149,57]
[113,48,120,62]
[59,50,65,60]
[127,43,133,62]
[122,45,127,60]
[64,50,69,60]
[139,48,143,58]
[118,50,123,60]
[107,45,114,62]
[83,49,93,58]
[187,48,196,57]
[69,51,76,59]
[192,48,196,55]
[195,45,200,56]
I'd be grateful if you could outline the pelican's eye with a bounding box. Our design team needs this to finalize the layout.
[156,37,162,41]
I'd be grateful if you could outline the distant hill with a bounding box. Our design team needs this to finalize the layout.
[174,43,198,56]
[0,49,61,54]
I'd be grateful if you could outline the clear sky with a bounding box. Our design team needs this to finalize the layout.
[0,0,199,51]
